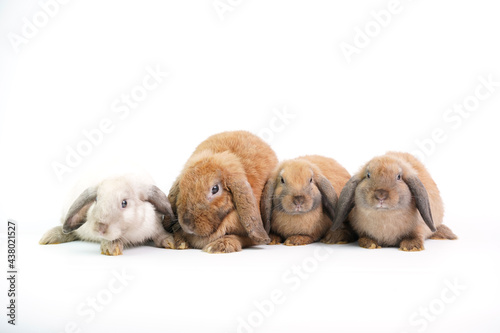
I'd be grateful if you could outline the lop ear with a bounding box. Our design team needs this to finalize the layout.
[166,178,180,232]
[331,175,360,231]
[63,187,97,233]
[404,175,436,232]
[314,174,338,223]
[167,178,180,216]
[146,185,175,230]
[228,177,271,245]
[260,176,277,234]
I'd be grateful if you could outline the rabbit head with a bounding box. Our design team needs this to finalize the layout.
[170,150,265,241]
[261,158,337,231]
[62,175,174,242]
[332,153,436,233]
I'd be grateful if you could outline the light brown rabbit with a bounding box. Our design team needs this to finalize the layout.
[327,152,457,251]
[167,131,278,253]
[261,155,357,246]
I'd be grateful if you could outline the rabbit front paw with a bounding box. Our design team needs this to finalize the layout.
[322,228,357,245]
[268,234,282,245]
[284,235,314,246]
[203,236,242,254]
[358,237,381,249]
[399,237,424,252]
[100,240,123,256]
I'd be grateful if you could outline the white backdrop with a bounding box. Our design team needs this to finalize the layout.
[1,1,499,333]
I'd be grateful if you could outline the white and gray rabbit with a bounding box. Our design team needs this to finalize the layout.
[40,172,174,255]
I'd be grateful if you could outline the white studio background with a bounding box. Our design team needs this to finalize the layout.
[0,1,499,333]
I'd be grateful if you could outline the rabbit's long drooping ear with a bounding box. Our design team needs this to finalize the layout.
[331,175,360,231]
[63,187,98,233]
[146,185,175,228]
[260,177,276,234]
[404,175,436,232]
[314,174,338,223]
[167,177,180,216]
[229,177,271,245]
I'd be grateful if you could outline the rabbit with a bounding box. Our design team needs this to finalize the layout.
[327,151,457,251]
[39,173,175,255]
[261,155,357,246]
[167,130,278,253]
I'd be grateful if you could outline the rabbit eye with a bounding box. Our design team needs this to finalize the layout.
[211,184,219,195]
[396,174,402,181]
[366,172,371,179]
[281,177,285,184]
[121,200,127,208]
[309,177,313,183]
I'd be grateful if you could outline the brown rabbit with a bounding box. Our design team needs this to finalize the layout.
[167,131,278,253]
[261,155,357,246]
[327,152,457,251]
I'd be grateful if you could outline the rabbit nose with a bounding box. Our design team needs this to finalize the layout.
[374,189,389,201]
[96,222,108,234]
[293,195,305,206]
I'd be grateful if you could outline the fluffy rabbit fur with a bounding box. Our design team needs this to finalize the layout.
[168,131,278,253]
[328,152,457,251]
[261,155,356,246]
[39,173,175,255]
